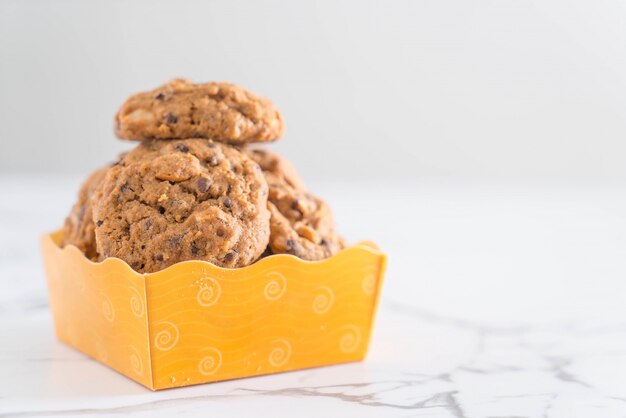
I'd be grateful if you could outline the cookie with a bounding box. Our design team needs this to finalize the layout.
[62,166,108,260]
[115,79,284,145]
[92,139,270,272]
[245,148,345,260]
[244,147,306,190]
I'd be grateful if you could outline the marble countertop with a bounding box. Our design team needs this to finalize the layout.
[1,177,625,418]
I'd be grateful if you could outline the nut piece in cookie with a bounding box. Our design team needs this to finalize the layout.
[245,148,345,260]
[115,79,284,144]
[62,166,108,260]
[92,139,270,273]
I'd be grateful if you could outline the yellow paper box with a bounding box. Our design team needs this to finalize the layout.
[41,231,386,390]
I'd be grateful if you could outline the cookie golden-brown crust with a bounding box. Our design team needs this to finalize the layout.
[92,139,270,272]
[244,147,306,190]
[245,148,344,260]
[62,167,108,260]
[115,79,284,144]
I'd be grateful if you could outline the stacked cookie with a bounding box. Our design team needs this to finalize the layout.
[62,79,344,273]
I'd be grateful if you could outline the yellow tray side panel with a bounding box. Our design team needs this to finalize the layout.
[42,231,152,388]
[145,248,385,389]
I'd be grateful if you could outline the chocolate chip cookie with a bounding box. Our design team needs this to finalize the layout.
[62,166,108,260]
[115,79,284,144]
[245,148,345,260]
[92,139,270,272]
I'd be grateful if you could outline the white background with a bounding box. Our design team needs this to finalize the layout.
[2,0,626,182]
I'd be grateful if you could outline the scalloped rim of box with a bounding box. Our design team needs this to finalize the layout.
[45,230,385,277]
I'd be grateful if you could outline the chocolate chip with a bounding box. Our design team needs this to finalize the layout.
[96,220,104,227]
[174,143,189,153]
[155,93,165,100]
[120,182,129,193]
[158,206,166,215]
[285,239,296,250]
[197,177,211,193]
[223,196,232,209]
[164,113,178,123]
[191,245,200,255]
[145,218,153,230]
[291,199,303,215]
[168,235,182,247]
[154,254,164,262]
[208,155,219,166]
[230,164,238,174]
[223,250,237,262]
[320,239,328,246]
